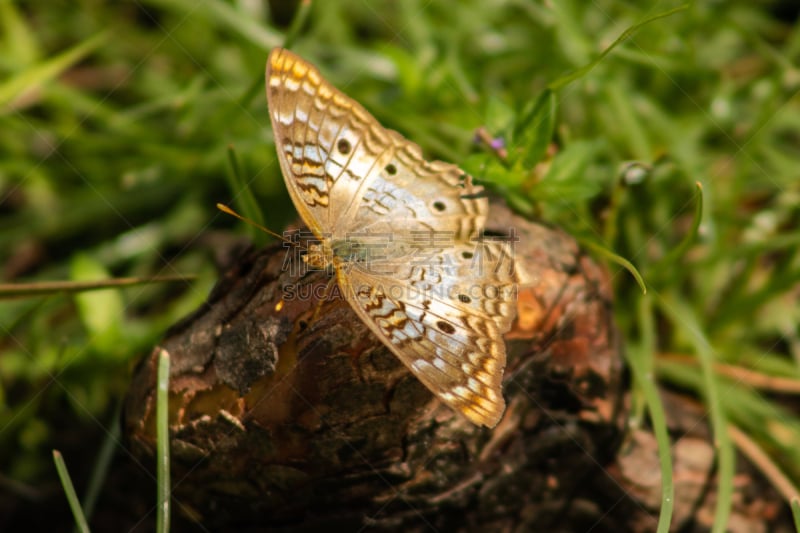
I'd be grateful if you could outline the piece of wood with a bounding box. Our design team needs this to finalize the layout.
[124,201,785,531]
[126,201,624,529]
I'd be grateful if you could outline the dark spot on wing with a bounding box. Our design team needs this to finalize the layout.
[437,321,456,334]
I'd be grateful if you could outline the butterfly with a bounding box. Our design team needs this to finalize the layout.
[266,48,517,428]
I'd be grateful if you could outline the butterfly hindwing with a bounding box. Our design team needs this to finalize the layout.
[341,273,508,427]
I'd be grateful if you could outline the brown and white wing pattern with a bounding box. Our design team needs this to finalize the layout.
[342,239,516,427]
[266,47,517,427]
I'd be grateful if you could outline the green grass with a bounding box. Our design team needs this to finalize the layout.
[2,0,800,530]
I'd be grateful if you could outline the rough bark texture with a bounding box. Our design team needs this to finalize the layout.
[124,202,785,531]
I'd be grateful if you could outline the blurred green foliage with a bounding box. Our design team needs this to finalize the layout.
[1,0,799,529]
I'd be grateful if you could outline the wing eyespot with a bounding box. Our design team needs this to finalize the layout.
[385,163,397,175]
[436,321,456,334]
[433,201,446,212]
[457,294,471,304]
[337,138,352,154]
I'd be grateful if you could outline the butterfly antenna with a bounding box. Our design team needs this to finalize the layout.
[216,203,296,246]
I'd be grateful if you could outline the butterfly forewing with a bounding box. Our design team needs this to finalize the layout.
[267,49,394,236]
[266,47,516,427]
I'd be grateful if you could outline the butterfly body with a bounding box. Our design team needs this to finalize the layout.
[266,48,516,427]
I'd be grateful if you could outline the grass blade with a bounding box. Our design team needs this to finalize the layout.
[225,146,267,245]
[52,450,91,533]
[548,5,689,91]
[80,406,122,520]
[0,275,194,300]
[627,296,674,533]
[283,0,313,49]
[146,0,280,50]
[656,294,734,532]
[660,182,704,267]
[156,349,171,533]
[0,31,107,108]
[580,239,647,294]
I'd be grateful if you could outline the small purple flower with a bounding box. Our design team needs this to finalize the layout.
[490,137,506,150]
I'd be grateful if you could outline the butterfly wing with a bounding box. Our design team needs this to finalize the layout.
[342,238,516,427]
[267,47,396,237]
[267,47,488,240]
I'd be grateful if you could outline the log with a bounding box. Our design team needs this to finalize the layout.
[124,201,782,531]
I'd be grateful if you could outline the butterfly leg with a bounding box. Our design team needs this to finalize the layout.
[307,275,339,328]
